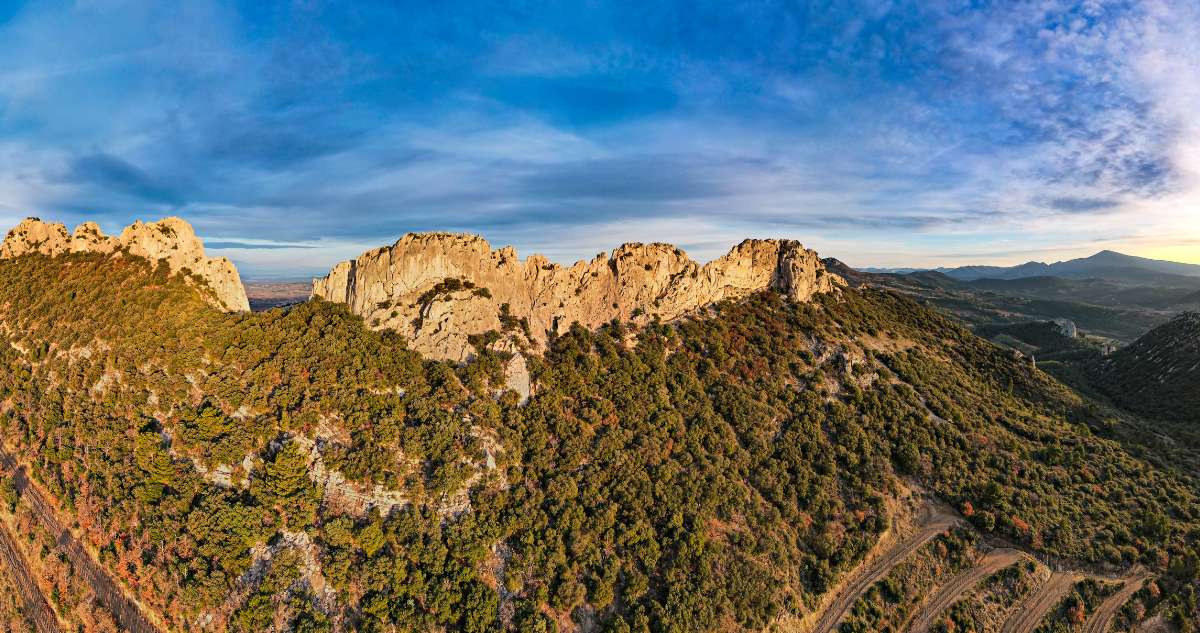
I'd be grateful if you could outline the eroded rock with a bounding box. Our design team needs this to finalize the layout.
[312,233,843,360]
[1,216,250,312]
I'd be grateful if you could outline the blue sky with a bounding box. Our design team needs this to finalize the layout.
[1,0,1199,278]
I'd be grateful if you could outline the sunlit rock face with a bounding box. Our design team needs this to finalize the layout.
[312,232,844,361]
[1,216,250,312]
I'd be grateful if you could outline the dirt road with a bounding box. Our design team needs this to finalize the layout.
[907,548,1024,633]
[1000,571,1077,633]
[812,508,957,633]
[1083,572,1149,633]
[0,518,61,633]
[0,450,161,633]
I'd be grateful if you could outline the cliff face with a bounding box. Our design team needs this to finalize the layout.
[1,217,250,312]
[312,233,843,361]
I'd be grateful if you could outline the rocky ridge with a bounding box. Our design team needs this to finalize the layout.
[1,216,249,312]
[312,232,844,360]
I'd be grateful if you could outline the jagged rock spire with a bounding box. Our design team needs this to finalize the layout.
[1,216,250,312]
[313,232,843,361]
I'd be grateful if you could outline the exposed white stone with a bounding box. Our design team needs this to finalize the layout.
[1,216,250,312]
[313,233,843,360]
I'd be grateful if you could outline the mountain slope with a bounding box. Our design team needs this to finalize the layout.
[1175,289,1200,308]
[1093,312,1200,426]
[0,241,1197,631]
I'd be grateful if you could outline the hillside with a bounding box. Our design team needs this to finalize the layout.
[0,240,1197,632]
[1093,312,1200,427]
[1176,289,1200,308]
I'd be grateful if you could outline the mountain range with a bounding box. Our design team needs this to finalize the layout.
[871,250,1200,286]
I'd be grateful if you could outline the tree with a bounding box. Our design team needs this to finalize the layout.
[0,478,15,512]
[134,431,175,500]
[253,442,318,527]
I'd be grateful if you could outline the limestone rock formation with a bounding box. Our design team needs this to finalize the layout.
[312,233,843,361]
[1,216,250,312]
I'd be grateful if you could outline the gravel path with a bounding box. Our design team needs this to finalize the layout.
[1000,571,1077,633]
[812,507,958,633]
[907,548,1024,633]
[0,518,61,633]
[1083,571,1150,633]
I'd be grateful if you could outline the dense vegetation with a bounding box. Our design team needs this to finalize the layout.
[0,252,1198,631]
[1092,312,1200,427]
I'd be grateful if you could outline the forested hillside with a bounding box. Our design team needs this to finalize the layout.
[0,252,1198,632]
[1093,312,1200,427]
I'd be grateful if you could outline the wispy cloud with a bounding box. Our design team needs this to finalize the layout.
[204,240,318,250]
[0,0,1198,274]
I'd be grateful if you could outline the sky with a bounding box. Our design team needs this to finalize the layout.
[0,0,1198,278]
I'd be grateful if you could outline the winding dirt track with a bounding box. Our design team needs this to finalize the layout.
[1082,572,1149,633]
[0,450,161,633]
[1000,571,1077,633]
[906,548,1024,633]
[0,519,61,633]
[812,508,957,633]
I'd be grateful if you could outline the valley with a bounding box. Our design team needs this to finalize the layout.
[827,258,1198,346]
[244,282,312,312]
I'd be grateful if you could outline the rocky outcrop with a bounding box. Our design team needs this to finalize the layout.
[312,233,843,361]
[1,217,250,312]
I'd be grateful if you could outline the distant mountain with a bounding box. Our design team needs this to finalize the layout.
[860,266,923,274]
[826,260,1179,341]
[931,251,1200,284]
[1094,312,1200,425]
[824,258,960,291]
[964,276,1076,292]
